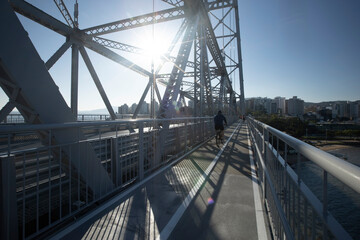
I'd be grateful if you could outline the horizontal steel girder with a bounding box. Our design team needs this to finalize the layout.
[82,6,186,36]
[93,37,196,68]
[161,0,235,10]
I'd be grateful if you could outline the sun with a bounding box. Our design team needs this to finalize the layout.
[142,33,171,67]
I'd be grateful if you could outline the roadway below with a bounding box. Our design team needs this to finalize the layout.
[51,121,272,240]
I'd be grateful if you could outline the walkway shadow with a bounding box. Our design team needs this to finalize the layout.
[62,121,254,240]
[169,123,258,239]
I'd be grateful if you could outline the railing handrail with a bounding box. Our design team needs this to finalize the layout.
[250,117,360,194]
[0,117,215,133]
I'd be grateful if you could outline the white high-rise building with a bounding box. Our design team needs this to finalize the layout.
[118,104,129,114]
[274,96,286,115]
[287,96,304,117]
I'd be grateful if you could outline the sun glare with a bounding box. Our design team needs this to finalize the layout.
[142,35,171,66]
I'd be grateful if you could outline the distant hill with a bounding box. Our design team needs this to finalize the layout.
[10,107,118,115]
[304,100,360,108]
[78,107,117,114]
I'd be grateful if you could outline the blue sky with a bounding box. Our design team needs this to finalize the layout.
[2,0,360,112]
[239,0,360,102]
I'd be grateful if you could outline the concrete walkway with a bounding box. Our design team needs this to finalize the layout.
[52,121,271,240]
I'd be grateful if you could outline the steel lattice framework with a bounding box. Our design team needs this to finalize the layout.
[0,1,245,238]
[0,0,245,123]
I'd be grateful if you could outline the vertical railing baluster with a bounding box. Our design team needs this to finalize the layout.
[276,137,280,190]
[7,133,11,157]
[69,145,72,215]
[292,181,295,232]
[105,137,108,193]
[60,146,62,220]
[36,150,39,233]
[297,153,301,240]
[120,135,123,186]
[284,144,288,224]
[139,122,144,181]
[99,127,102,199]
[86,142,88,205]
[323,170,328,240]
[22,153,26,239]
[48,130,52,225]
[77,138,80,210]
[304,200,308,240]
[184,120,188,153]
[312,209,315,240]
[264,127,268,201]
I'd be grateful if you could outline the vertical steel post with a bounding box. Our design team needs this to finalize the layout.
[199,27,205,116]
[263,127,268,201]
[111,138,118,186]
[139,122,144,181]
[193,39,198,117]
[71,43,79,117]
[323,170,328,239]
[234,0,245,116]
[0,155,18,240]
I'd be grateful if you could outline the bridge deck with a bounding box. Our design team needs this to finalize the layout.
[52,122,271,240]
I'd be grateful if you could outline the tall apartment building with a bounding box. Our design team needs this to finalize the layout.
[245,97,272,113]
[332,101,359,120]
[130,103,137,114]
[118,104,129,114]
[286,96,304,117]
[273,97,286,115]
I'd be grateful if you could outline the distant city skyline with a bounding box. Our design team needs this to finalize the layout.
[1,0,359,112]
[75,96,359,114]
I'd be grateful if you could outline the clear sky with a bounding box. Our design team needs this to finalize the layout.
[2,0,360,113]
[239,0,360,102]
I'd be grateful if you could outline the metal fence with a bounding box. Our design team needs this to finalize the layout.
[1,114,152,124]
[0,116,237,239]
[247,117,360,240]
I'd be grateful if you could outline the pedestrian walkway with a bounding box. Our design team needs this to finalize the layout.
[51,121,271,240]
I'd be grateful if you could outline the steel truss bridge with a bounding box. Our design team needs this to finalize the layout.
[0,0,245,238]
[1,1,360,240]
[0,0,245,123]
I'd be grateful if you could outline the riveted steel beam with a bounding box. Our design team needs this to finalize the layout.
[83,7,186,36]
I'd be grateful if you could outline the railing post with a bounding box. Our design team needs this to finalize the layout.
[0,154,18,240]
[263,127,268,201]
[111,137,120,186]
[262,125,265,156]
[138,122,144,181]
[185,119,188,153]
[323,170,328,240]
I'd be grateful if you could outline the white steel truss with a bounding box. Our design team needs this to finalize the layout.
[2,0,245,122]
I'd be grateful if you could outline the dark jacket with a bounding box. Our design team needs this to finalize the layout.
[214,113,227,130]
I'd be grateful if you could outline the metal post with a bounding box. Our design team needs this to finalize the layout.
[138,122,144,181]
[234,0,245,116]
[0,155,18,240]
[263,128,268,200]
[323,170,328,239]
[185,119,188,153]
[71,43,79,117]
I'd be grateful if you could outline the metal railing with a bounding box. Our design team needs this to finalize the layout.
[247,117,360,240]
[1,114,152,124]
[0,116,236,239]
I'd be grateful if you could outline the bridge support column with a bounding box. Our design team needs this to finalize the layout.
[0,155,18,240]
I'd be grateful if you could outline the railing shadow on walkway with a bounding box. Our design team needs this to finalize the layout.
[168,122,261,239]
[58,121,257,240]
